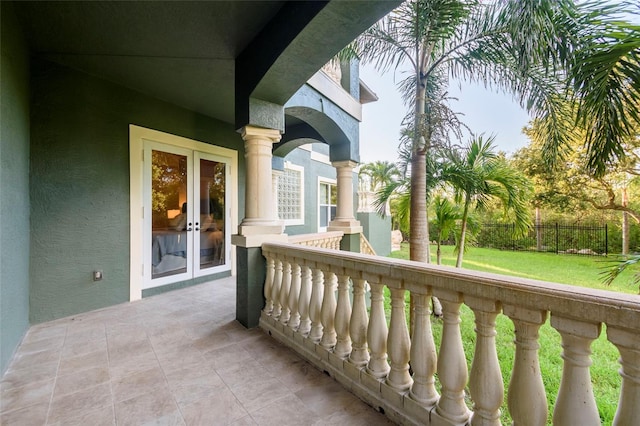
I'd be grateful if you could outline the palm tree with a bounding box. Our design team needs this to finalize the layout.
[348,0,594,266]
[443,135,531,267]
[431,196,461,266]
[359,161,400,192]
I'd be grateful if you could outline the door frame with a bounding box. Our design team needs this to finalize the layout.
[129,125,238,301]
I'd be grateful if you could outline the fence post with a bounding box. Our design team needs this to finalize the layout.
[555,222,559,254]
[605,223,608,256]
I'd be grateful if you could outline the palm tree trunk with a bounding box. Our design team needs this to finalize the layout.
[456,196,471,268]
[409,67,430,333]
[622,187,630,255]
[409,112,429,261]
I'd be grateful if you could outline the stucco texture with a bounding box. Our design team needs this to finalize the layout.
[1,2,31,373]
[29,59,244,323]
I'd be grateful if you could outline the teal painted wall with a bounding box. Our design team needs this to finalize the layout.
[1,3,31,373]
[281,146,337,236]
[358,212,392,257]
[29,59,245,323]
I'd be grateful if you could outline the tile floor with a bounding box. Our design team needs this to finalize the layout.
[0,277,394,426]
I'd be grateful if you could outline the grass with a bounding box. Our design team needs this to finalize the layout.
[387,243,635,424]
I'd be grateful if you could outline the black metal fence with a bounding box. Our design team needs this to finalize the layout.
[476,222,608,256]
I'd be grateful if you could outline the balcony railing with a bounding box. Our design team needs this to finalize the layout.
[259,241,640,426]
[288,231,343,250]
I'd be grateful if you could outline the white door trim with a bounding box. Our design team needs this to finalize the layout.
[129,125,238,301]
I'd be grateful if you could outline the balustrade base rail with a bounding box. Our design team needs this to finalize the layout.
[260,313,445,426]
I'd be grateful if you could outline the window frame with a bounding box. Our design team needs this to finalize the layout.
[317,177,337,232]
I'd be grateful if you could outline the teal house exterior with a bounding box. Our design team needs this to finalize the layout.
[0,1,399,374]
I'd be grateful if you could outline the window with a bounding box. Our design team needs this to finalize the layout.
[277,163,304,225]
[318,179,337,232]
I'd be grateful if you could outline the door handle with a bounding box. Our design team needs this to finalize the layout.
[187,222,193,232]
[195,221,200,231]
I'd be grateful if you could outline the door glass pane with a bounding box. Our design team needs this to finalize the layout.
[151,150,188,279]
[199,159,225,269]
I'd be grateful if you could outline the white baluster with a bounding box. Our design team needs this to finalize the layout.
[297,265,312,336]
[386,287,412,391]
[467,297,503,426]
[288,261,301,330]
[607,326,640,425]
[334,274,352,358]
[366,281,390,379]
[349,278,370,367]
[551,315,601,426]
[279,260,291,324]
[504,306,547,426]
[320,271,337,349]
[271,259,283,319]
[308,268,324,343]
[435,291,470,424]
[409,292,438,406]
[263,254,275,314]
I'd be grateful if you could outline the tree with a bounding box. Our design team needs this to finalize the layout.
[431,196,462,265]
[515,119,640,254]
[348,0,596,266]
[443,135,532,267]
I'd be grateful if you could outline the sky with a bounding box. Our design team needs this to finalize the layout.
[358,3,639,166]
[359,64,533,164]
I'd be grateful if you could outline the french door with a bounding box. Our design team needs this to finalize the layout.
[142,141,231,289]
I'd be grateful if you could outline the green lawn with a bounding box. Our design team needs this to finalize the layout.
[387,243,634,424]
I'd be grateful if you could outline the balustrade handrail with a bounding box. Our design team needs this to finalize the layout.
[260,241,640,426]
[288,231,344,244]
[263,242,639,328]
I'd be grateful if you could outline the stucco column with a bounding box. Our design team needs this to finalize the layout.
[328,160,362,232]
[328,160,362,252]
[232,125,287,329]
[235,126,286,242]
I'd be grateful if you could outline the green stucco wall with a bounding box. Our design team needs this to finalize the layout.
[358,212,391,257]
[29,59,244,323]
[1,3,31,373]
[281,146,337,236]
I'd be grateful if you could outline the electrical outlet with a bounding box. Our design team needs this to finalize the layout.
[93,271,103,281]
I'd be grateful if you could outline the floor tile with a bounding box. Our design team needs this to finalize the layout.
[164,366,224,406]
[109,351,161,379]
[249,394,319,426]
[58,348,109,376]
[0,401,48,425]
[8,348,60,371]
[0,378,54,413]
[216,359,275,390]
[53,365,110,398]
[0,361,58,393]
[48,405,115,426]
[111,366,168,403]
[180,389,247,426]
[114,386,182,426]
[295,380,364,417]
[61,335,107,359]
[231,377,292,413]
[22,324,67,344]
[1,278,395,426]
[47,382,112,425]
[229,416,258,426]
